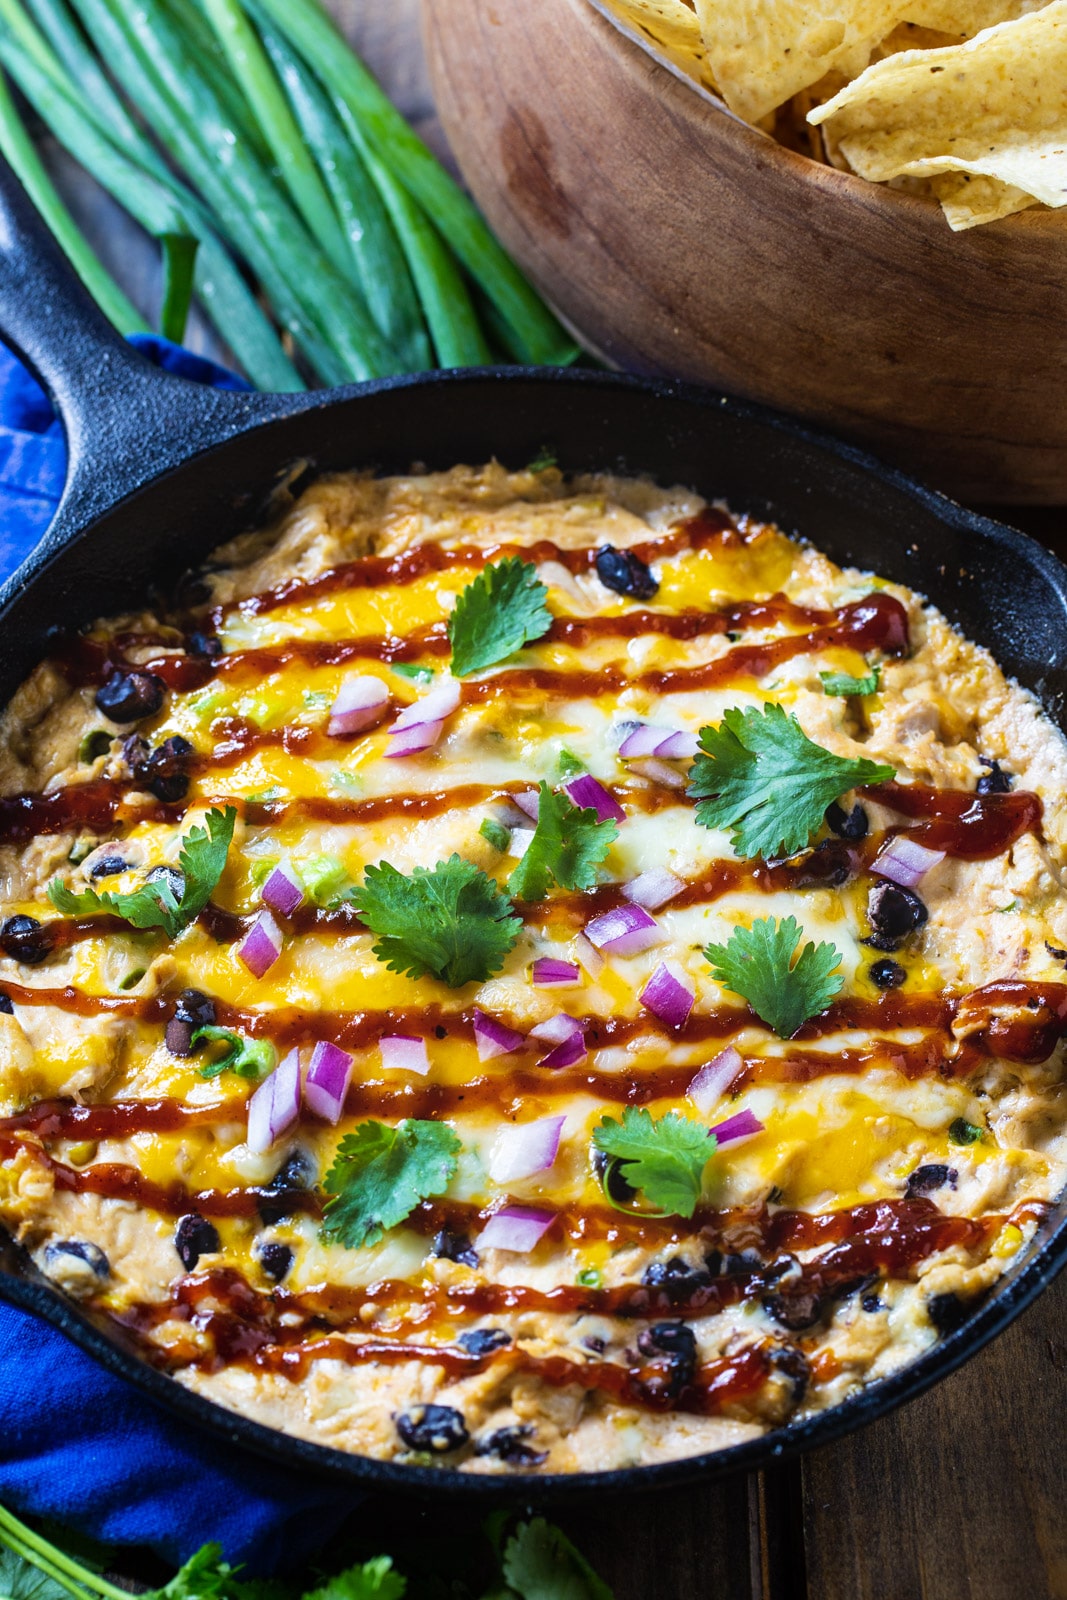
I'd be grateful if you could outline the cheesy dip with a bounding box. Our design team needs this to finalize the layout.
[1,462,1066,1474]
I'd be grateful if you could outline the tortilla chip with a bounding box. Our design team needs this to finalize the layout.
[931,171,1039,226]
[693,0,908,123]
[596,0,717,90]
[809,3,1067,229]
[903,0,1046,31]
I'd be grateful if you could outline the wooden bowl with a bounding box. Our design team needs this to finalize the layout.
[423,0,1067,504]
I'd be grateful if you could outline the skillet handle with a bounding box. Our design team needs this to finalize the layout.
[0,158,305,549]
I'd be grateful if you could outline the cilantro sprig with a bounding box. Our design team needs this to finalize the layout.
[352,854,521,988]
[321,1118,461,1250]
[687,703,893,859]
[703,915,843,1038]
[47,807,237,939]
[592,1106,715,1219]
[193,1026,276,1081]
[508,781,617,900]
[820,662,881,697]
[448,557,552,677]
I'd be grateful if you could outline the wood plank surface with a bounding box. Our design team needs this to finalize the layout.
[25,4,1067,1596]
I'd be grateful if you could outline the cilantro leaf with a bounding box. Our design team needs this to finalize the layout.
[592,1106,714,1219]
[479,816,512,852]
[949,1117,984,1146]
[153,1545,246,1600]
[820,662,881,697]
[352,854,521,987]
[193,1026,276,1081]
[687,704,894,859]
[47,807,236,940]
[391,662,433,685]
[703,914,843,1038]
[302,1558,405,1600]
[508,782,617,900]
[448,558,552,677]
[321,1119,461,1249]
[502,1518,614,1600]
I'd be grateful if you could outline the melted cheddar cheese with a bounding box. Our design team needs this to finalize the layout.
[1,461,1066,1474]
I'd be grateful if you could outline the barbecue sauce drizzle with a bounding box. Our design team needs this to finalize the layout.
[2,500,1063,1423]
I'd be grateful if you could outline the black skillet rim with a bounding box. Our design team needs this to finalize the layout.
[1,364,1066,1497]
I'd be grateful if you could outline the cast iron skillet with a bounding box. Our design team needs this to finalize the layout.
[1,159,1066,1499]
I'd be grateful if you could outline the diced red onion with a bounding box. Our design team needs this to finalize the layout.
[624,867,683,910]
[478,1204,555,1253]
[327,675,389,737]
[531,957,581,988]
[261,860,305,918]
[380,1034,429,1076]
[687,1046,742,1115]
[709,1108,765,1146]
[385,718,444,758]
[872,834,945,888]
[585,903,661,956]
[488,1115,565,1182]
[574,931,604,978]
[563,774,626,824]
[473,1008,525,1061]
[246,1047,301,1154]
[530,1013,583,1044]
[514,789,541,820]
[627,757,688,790]
[303,1039,353,1124]
[390,677,461,732]
[619,723,670,758]
[639,962,695,1028]
[654,730,700,760]
[237,910,283,979]
[530,1013,587,1069]
[509,827,536,860]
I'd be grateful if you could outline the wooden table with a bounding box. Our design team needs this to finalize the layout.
[34,4,1067,1595]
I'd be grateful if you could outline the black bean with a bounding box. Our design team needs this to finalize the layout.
[95,670,165,724]
[147,865,186,903]
[721,1248,763,1277]
[865,882,928,951]
[905,1163,958,1198]
[189,632,222,660]
[792,838,855,889]
[174,1213,220,1271]
[173,989,216,1029]
[431,1228,479,1268]
[870,958,906,989]
[0,916,51,965]
[763,1285,824,1331]
[636,1321,697,1397]
[861,1291,883,1313]
[926,1291,970,1335]
[976,759,1012,795]
[257,1150,312,1225]
[0,990,12,1015]
[825,801,869,841]
[257,1241,293,1282]
[595,544,658,600]
[165,1018,195,1057]
[90,854,132,880]
[134,736,194,804]
[475,1425,547,1467]
[592,1146,637,1204]
[45,1240,109,1277]
[642,1256,713,1303]
[458,1327,512,1356]
[768,1343,809,1405]
[395,1404,469,1454]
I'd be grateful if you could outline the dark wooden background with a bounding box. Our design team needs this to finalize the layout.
[34,3,1067,1594]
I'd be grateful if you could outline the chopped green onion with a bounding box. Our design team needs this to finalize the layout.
[159,231,198,342]
[949,1117,983,1145]
[479,817,511,852]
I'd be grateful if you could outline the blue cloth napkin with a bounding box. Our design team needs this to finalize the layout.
[0,334,358,1572]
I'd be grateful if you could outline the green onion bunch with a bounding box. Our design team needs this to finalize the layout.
[0,0,578,389]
